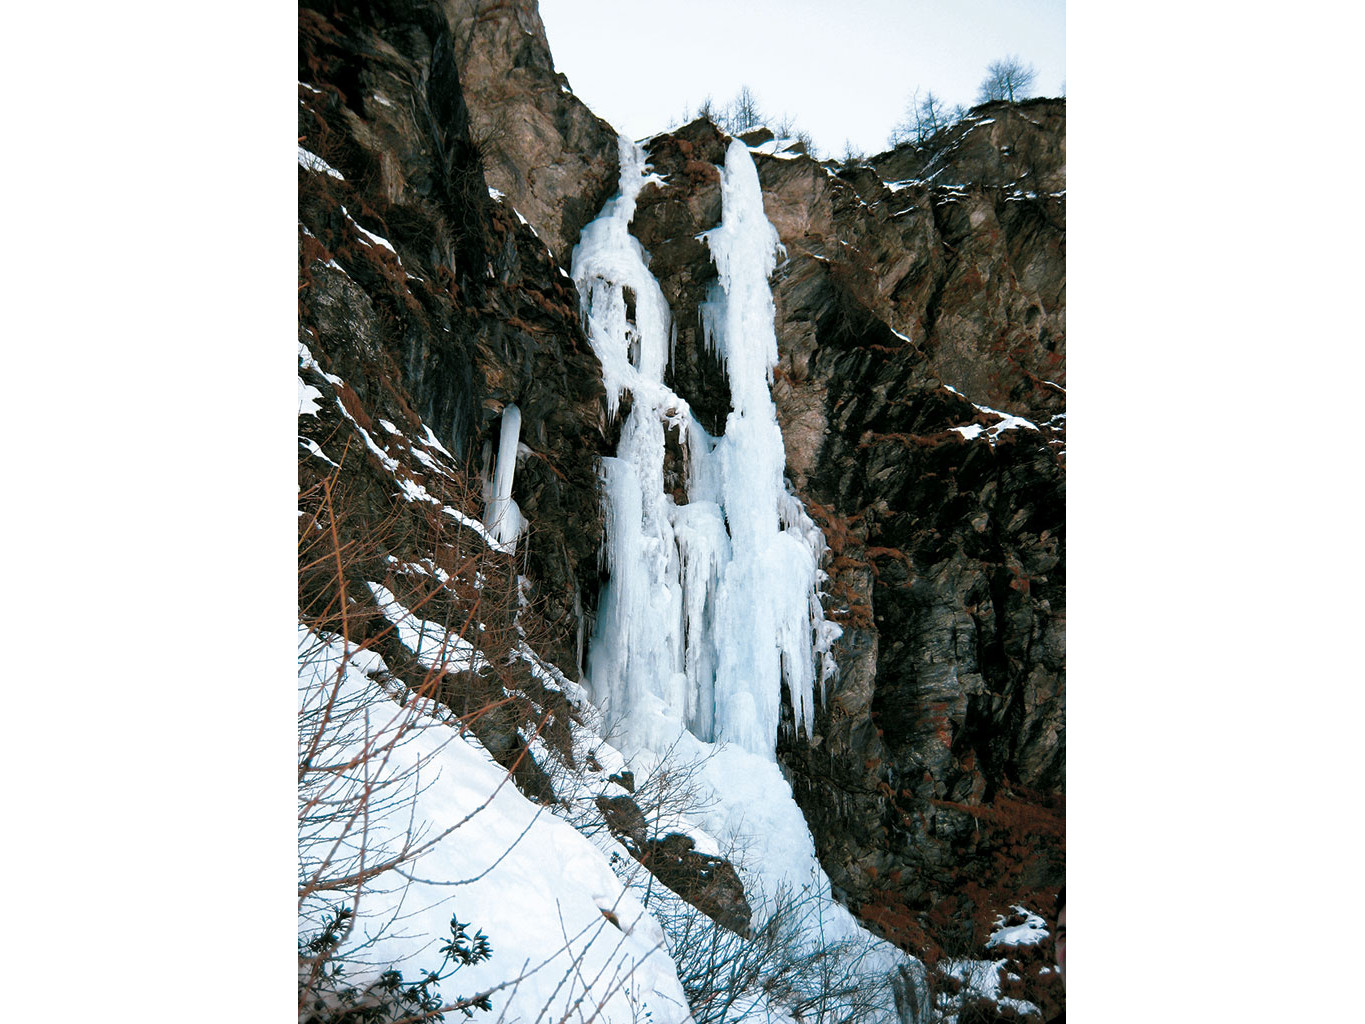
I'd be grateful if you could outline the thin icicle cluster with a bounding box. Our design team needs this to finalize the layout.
[573,138,838,759]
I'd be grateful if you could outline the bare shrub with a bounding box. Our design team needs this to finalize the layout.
[656,883,902,1024]
[296,434,583,1019]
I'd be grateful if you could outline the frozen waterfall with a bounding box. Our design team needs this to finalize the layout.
[571,135,914,1017]
[573,137,837,759]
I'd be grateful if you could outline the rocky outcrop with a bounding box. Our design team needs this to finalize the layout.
[869,98,1066,194]
[597,792,752,934]
[864,100,1065,424]
[440,0,620,263]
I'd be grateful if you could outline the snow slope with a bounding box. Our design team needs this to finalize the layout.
[299,626,693,1024]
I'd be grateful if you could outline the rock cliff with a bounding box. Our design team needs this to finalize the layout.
[299,0,1064,1016]
[300,0,609,684]
[440,0,620,263]
[617,114,1065,970]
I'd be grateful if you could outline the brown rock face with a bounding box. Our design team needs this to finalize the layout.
[439,0,621,263]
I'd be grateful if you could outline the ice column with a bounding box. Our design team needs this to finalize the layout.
[700,139,833,754]
[573,140,696,740]
[484,403,524,550]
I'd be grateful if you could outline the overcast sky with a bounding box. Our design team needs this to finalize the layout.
[538,0,1064,157]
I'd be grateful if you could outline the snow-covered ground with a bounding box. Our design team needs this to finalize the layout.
[986,906,1048,950]
[299,626,693,1024]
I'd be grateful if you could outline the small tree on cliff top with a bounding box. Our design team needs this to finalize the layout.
[976,55,1037,103]
[727,85,764,134]
[888,88,954,148]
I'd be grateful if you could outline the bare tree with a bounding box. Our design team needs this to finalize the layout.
[725,85,765,134]
[768,111,818,157]
[888,88,954,148]
[916,90,950,139]
[976,55,1037,103]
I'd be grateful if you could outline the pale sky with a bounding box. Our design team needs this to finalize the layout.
[538,0,1065,157]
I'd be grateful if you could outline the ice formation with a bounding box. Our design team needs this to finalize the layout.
[574,137,837,760]
[572,135,913,1012]
[483,402,524,549]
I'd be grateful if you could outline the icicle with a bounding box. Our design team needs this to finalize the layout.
[484,403,524,551]
[572,141,675,421]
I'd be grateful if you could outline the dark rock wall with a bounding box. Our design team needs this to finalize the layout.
[765,113,1067,956]
[299,0,607,675]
